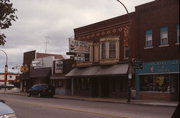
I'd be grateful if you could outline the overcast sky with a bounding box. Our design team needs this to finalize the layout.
[0,0,154,72]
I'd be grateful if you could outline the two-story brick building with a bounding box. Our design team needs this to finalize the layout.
[66,13,136,98]
[134,0,179,100]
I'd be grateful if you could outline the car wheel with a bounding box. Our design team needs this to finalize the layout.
[28,93,31,97]
[38,93,42,97]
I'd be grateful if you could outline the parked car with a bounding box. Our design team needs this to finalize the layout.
[0,99,17,118]
[27,84,55,97]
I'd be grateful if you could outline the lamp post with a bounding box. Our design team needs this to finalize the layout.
[115,0,132,102]
[0,49,8,92]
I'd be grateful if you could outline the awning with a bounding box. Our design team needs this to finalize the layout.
[50,76,67,80]
[66,64,128,77]
[30,67,51,78]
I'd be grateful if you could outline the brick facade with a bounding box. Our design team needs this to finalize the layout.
[134,0,179,62]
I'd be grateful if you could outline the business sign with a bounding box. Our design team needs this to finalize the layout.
[55,60,63,74]
[136,60,179,74]
[20,65,29,72]
[31,60,42,67]
[69,39,89,53]
[74,53,89,62]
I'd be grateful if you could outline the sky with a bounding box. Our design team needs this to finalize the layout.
[0,0,154,72]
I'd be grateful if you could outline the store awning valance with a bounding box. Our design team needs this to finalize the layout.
[66,64,128,77]
[30,68,51,78]
[50,76,67,80]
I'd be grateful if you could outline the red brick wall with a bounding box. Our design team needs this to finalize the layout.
[135,0,179,62]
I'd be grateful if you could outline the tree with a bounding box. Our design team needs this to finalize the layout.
[0,0,17,45]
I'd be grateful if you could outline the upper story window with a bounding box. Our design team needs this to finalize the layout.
[145,30,153,47]
[109,41,116,59]
[160,27,168,45]
[101,42,106,59]
[177,24,179,43]
[100,37,119,60]
[124,46,129,59]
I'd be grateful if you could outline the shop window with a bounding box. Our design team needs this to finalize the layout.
[177,24,179,43]
[160,27,168,45]
[140,75,176,92]
[145,30,153,47]
[109,41,116,58]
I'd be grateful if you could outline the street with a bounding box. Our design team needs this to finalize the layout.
[0,94,176,118]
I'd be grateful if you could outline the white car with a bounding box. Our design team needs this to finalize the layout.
[0,99,17,118]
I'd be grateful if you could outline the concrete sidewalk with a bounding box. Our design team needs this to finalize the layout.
[53,95,178,107]
[0,90,178,107]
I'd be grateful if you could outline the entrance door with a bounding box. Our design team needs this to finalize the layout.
[91,78,99,97]
[101,78,109,97]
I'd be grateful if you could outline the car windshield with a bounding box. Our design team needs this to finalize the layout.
[32,84,48,90]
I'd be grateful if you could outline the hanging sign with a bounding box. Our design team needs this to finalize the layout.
[69,39,89,53]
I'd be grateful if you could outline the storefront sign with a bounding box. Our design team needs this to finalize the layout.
[136,60,179,74]
[55,60,63,74]
[74,53,89,62]
[20,65,29,72]
[32,60,42,67]
[69,39,89,53]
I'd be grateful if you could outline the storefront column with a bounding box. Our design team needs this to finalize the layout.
[135,74,140,98]
[98,79,102,97]
[71,78,74,96]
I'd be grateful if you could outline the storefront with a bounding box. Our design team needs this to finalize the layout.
[30,67,51,85]
[135,60,179,101]
[66,64,131,98]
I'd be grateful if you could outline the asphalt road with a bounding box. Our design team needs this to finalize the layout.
[0,94,176,118]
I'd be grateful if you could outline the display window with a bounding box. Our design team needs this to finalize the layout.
[140,74,178,92]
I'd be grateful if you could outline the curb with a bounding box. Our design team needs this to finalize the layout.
[1,92,177,107]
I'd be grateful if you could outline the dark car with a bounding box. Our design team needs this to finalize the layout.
[27,84,55,97]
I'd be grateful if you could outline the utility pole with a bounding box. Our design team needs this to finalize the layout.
[115,0,132,103]
[0,49,8,92]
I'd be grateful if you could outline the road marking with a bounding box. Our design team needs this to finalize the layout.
[6,98,131,118]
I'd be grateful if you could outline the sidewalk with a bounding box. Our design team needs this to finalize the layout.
[0,90,178,107]
[54,95,178,107]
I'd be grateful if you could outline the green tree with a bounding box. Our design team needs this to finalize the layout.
[0,0,17,45]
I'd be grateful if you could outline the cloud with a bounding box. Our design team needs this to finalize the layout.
[0,0,154,72]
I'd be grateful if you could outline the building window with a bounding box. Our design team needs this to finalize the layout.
[124,46,129,59]
[140,75,177,93]
[101,42,106,59]
[177,24,179,43]
[109,41,116,58]
[145,30,153,47]
[160,27,168,45]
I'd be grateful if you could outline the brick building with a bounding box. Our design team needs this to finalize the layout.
[66,0,179,100]
[66,13,135,98]
[134,0,179,100]
[19,50,64,92]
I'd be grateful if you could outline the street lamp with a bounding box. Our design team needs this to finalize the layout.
[0,49,8,92]
[115,0,133,102]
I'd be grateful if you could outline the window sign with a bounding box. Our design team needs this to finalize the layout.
[55,60,63,74]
